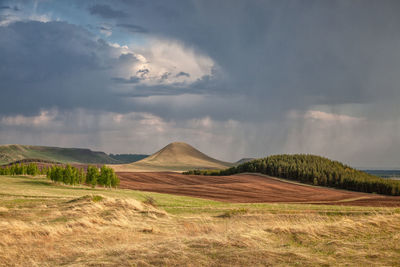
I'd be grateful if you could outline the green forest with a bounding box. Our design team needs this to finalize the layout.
[184,154,400,196]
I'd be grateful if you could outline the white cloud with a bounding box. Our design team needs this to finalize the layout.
[304,110,364,123]
[288,109,364,123]
[107,38,216,93]
[127,38,215,85]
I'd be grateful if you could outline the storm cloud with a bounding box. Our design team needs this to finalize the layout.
[0,21,120,115]
[0,0,399,168]
[89,4,127,19]
[116,23,148,33]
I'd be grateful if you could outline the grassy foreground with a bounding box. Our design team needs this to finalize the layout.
[1,175,400,266]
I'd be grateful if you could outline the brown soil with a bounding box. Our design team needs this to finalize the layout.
[117,172,400,207]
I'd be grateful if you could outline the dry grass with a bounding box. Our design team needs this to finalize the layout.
[1,175,400,266]
[0,195,167,266]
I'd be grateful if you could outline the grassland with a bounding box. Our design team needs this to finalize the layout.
[0,144,119,165]
[1,175,400,266]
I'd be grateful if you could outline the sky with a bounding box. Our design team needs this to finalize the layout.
[0,0,399,168]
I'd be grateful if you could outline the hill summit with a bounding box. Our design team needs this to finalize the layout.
[113,142,232,172]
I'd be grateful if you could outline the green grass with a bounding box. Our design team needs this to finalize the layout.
[91,195,104,202]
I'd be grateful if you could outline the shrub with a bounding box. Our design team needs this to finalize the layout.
[143,196,157,207]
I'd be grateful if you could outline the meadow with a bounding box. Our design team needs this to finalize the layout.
[1,175,400,266]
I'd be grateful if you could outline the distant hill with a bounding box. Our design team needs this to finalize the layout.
[363,170,400,179]
[112,142,233,172]
[0,144,119,165]
[108,154,148,163]
[235,158,255,165]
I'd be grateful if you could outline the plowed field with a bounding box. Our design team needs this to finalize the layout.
[117,172,400,206]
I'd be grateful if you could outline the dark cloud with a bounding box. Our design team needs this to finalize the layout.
[1,5,19,11]
[1,0,400,167]
[112,76,140,84]
[106,0,400,112]
[98,25,111,31]
[3,1,400,122]
[118,85,193,97]
[116,23,148,33]
[119,74,223,100]
[176,71,190,78]
[0,0,17,11]
[161,72,171,80]
[118,53,138,63]
[89,4,127,19]
[0,21,123,115]
[136,69,149,78]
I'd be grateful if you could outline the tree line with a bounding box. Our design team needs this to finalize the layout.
[47,165,119,188]
[0,163,43,176]
[184,154,400,196]
[0,162,120,188]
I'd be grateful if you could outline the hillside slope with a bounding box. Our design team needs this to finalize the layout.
[112,142,233,172]
[109,154,149,163]
[0,144,119,165]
